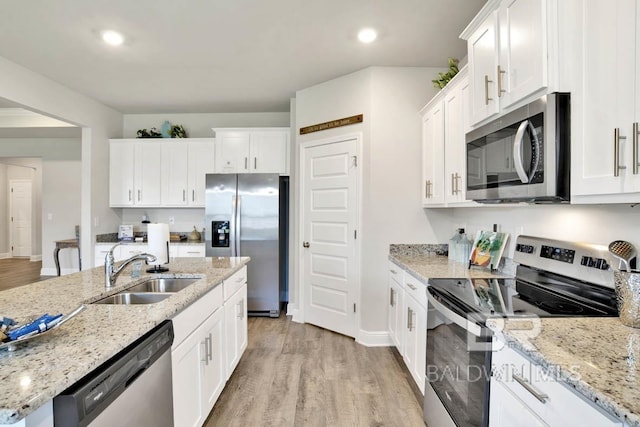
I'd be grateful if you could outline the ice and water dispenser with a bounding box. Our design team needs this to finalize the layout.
[211,221,230,247]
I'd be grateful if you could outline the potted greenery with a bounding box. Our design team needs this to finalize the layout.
[432,58,459,89]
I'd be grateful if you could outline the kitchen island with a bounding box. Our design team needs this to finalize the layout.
[0,256,249,425]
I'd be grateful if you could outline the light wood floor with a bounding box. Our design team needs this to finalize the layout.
[205,315,425,427]
[0,258,51,291]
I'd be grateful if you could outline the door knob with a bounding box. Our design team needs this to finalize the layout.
[303,241,310,248]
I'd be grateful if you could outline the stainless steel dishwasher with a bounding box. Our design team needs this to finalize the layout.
[53,320,174,427]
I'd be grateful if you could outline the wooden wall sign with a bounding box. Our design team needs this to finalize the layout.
[299,114,363,135]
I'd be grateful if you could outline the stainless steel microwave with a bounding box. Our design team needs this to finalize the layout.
[466,93,570,203]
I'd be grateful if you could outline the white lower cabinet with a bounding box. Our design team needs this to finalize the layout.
[388,261,427,394]
[402,273,427,394]
[94,243,148,267]
[490,379,547,427]
[223,267,248,378]
[490,345,623,427]
[224,283,247,378]
[388,264,404,352]
[171,268,248,427]
[172,307,225,427]
[178,245,206,257]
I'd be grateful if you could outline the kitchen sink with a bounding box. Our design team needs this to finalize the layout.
[93,292,173,305]
[125,277,201,293]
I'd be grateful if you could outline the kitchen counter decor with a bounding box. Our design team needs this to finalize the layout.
[614,270,640,328]
[0,305,85,352]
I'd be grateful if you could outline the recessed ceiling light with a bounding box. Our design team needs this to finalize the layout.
[357,28,377,44]
[101,30,124,46]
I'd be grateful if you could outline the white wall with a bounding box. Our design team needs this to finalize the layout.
[294,66,447,338]
[123,112,290,138]
[0,163,5,255]
[119,208,206,235]
[0,139,81,272]
[0,56,123,268]
[440,204,640,259]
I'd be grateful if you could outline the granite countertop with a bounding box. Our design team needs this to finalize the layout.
[389,244,638,425]
[388,243,512,282]
[0,256,249,424]
[495,317,640,427]
[96,240,206,246]
[96,232,205,245]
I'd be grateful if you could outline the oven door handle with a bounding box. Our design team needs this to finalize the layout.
[513,119,540,183]
[427,288,483,337]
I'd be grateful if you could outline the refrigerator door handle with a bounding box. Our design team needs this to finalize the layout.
[230,195,238,256]
[236,195,242,256]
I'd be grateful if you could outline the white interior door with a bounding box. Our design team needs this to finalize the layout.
[301,136,359,338]
[10,180,32,257]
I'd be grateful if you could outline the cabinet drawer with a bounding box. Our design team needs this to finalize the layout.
[172,284,223,347]
[388,261,403,285]
[177,245,205,257]
[492,346,622,426]
[403,272,428,309]
[223,266,247,301]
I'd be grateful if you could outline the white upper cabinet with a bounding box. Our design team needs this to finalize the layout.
[161,141,190,206]
[571,0,640,201]
[111,138,214,208]
[467,10,500,124]
[187,140,216,206]
[421,67,473,208]
[160,139,215,207]
[213,128,290,175]
[463,0,548,126]
[421,99,445,206]
[109,139,162,207]
[444,71,471,204]
[498,0,548,108]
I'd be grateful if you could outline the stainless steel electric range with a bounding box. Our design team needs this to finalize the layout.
[423,235,619,427]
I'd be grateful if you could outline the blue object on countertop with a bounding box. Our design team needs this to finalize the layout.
[7,313,62,341]
[0,316,16,328]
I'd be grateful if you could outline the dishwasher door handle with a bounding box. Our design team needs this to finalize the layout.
[124,360,151,388]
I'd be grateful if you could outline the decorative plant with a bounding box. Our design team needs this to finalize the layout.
[170,124,188,138]
[136,127,162,138]
[136,123,188,138]
[432,58,459,89]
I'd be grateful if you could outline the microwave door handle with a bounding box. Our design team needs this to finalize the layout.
[513,120,530,183]
[527,120,541,180]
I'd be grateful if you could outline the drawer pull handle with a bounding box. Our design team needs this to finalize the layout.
[407,283,417,291]
[390,269,398,274]
[513,373,548,403]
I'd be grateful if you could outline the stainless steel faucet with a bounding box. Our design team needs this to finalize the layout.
[105,243,157,288]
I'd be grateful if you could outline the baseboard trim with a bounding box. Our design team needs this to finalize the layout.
[356,329,393,347]
[0,253,9,259]
[30,254,42,262]
[287,305,303,323]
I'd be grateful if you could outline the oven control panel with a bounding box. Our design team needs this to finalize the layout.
[540,245,575,263]
[513,235,614,288]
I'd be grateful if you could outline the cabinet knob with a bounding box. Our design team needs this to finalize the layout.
[303,241,310,248]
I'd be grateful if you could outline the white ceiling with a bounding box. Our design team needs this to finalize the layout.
[0,0,486,115]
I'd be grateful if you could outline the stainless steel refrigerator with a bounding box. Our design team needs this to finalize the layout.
[205,173,288,317]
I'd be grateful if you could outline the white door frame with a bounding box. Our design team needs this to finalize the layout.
[9,179,33,258]
[297,132,363,340]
